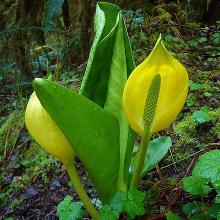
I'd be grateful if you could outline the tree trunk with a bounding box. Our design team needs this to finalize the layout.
[186,0,220,23]
[80,0,96,60]
[63,0,95,62]
[1,0,45,81]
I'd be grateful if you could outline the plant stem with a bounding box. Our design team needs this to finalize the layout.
[130,125,151,188]
[65,163,99,220]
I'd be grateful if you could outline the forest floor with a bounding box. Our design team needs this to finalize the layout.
[0,8,220,220]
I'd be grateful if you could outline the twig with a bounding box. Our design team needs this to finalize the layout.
[147,143,220,176]
[144,213,165,220]
[3,122,13,158]
[156,165,164,181]
[168,148,178,174]
[168,20,187,47]
[166,188,182,210]
[7,126,25,160]
[0,97,16,113]
[44,209,56,219]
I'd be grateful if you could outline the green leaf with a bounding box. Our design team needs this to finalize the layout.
[57,195,83,220]
[189,80,202,91]
[80,3,135,104]
[80,2,136,192]
[192,107,212,123]
[188,41,198,47]
[204,92,212,97]
[207,205,220,218]
[101,188,146,219]
[182,202,202,217]
[192,150,220,183]
[198,37,207,43]
[99,205,118,220]
[127,188,146,203]
[108,191,127,214]
[123,188,146,219]
[213,180,220,192]
[216,194,220,204]
[33,78,120,202]
[165,211,184,220]
[183,202,220,219]
[103,12,134,192]
[99,191,126,219]
[130,136,172,176]
[186,96,195,107]
[191,214,209,220]
[182,176,212,196]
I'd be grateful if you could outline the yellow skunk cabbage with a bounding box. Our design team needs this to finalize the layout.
[123,35,188,135]
[25,92,75,165]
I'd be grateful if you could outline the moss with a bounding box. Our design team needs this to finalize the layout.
[173,108,220,148]
[210,108,220,139]
[153,5,171,22]
[10,198,23,211]
[173,115,197,145]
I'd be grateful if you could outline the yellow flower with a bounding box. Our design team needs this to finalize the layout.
[25,92,75,164]
[123,35,188,135]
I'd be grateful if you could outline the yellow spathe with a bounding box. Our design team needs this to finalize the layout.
[123,35,189,135]
[25,92,75,164]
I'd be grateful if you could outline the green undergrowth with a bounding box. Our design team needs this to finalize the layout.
[56,186,161,220]
[169,150,220,219]
[0,110,24,159]
[0,108,61,214]
[171,66,219,161]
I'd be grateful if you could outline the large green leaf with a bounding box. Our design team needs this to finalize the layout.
[182,176,211,196]
[130,136,172,176]
[80,2,136,192]
[33,78,120,202]
[192,150,220,183]
[80,2,135,105]
[34,2,136,202]
[80,3,121,106]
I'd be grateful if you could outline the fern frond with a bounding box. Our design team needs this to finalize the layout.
[43,0,64,29]
[0,26,65,39]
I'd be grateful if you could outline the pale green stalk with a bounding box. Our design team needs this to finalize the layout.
[130,126,151,187]
[65,163,99,220]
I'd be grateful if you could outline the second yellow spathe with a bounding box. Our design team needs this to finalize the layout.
[123,35,189,135]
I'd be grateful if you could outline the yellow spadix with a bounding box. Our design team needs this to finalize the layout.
[25,92,75,165]
[123,35,188,135]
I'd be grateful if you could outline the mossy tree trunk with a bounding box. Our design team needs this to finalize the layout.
[0,0,44,81]
[186,0,220,23]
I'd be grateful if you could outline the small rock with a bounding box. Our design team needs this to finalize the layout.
[38,184,44,188]
[21,187,38,199]
[4,174,13,184]
[50,179,61,190]
[52,179,61,187]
